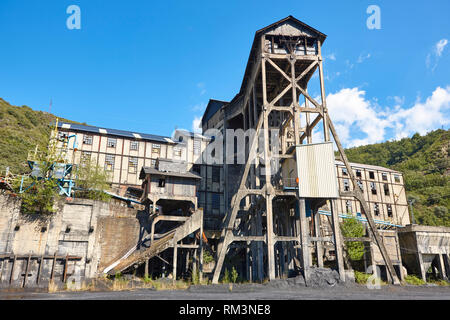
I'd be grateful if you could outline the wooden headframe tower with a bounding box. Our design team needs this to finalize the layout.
[211,16,400,285]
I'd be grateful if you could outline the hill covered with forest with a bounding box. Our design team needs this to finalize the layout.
[345,129,450,227]
[0,98,78,174]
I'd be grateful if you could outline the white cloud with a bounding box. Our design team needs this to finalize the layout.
[191,102,206,112]
[325,86,450,147]
[327,88,389,147]
[436,39,448,56]
[427,39,448,71]
[388,86,450,139]
[192,116,202,133]
[357,53,371,63]
[197,82,206,96]
[325,53,336,61]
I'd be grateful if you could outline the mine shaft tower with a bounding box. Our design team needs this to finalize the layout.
[212,16,400,285]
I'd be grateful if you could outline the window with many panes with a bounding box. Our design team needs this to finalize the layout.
[343,179,350,191]
[345,200,352,213]
[387,204,393,217]
[357,180,364,191]
[370,182,377,195]
[173,147,182,157]
[81,151,91,164]
[374,203,380,216]
[130,141,139,151]
[128,157,138,173]
[83,135,93,145]
[193,140,201,155]
[152,144,161,155]
[107,138,117,148]
[105,154,115,171]
[384,184,390,196]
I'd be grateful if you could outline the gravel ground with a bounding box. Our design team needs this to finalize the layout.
[1,283,450,300]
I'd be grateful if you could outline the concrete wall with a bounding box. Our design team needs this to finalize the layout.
[0,194,147,288]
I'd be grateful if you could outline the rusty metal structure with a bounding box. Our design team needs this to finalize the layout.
[210,16,401,284]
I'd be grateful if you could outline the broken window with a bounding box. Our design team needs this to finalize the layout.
[342,168,348,176]
[158,178,166,188]
[345,200,352,214]
[382,172,388,181]
[356,169,362,178]
[130,141,139,151]
[128,157,138,174]
[343,179,350,191]
[394,174,400,183]
[107,138,117,148]
[384,184,390,196]
[387,204,393,217]
[212,166,220,183]
[370,182,377,195]
[105,154,115,171]
[357,180,363,191]
[83,135,93,145]
[369,171,375,179]
[152,144,161,155]
[81,151,91,164]
[374,203,380,216]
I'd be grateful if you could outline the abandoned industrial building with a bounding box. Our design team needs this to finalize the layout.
[0,16,449,289]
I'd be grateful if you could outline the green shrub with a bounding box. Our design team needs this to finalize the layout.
[203,250,214,264]
[354,271,371,284]
[222,268,230,284]
[340,217,365,261]
[231,267,238,283]
[404,275,425,285]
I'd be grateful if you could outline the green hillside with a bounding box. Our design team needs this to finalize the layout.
[345,129,450,227]
[0,98,78,174]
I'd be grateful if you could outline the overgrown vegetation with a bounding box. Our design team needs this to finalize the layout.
[340,217,365,262]
[404,275,426,286]
[221,266,239,284]
[344,129,450,227]
[75,158,112,201]
[0,98,78,174]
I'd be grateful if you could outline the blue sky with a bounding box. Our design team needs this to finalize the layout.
[0,0,449,147]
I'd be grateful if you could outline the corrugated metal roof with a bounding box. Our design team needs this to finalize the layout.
[58,122,173,144]
[139,167,201,180]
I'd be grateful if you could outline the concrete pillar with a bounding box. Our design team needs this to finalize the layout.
[417,252,426,282]
[437,254,447,280]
